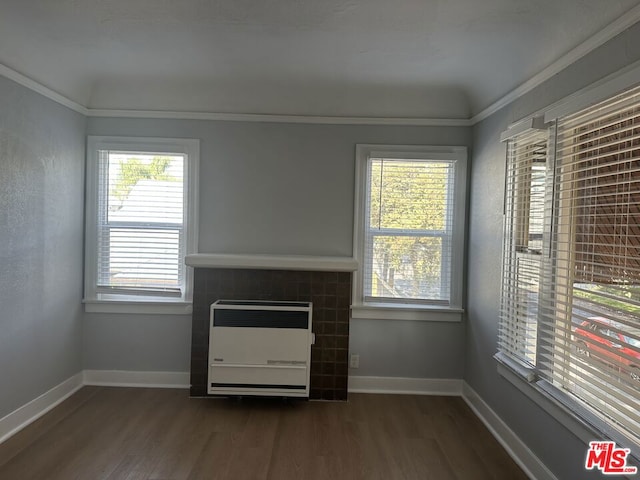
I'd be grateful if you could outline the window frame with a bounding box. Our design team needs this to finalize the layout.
[498,80,640,458]
[352,144,467,322]
[84,136,199,315]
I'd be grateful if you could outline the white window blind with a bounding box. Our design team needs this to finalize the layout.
[364,158,455,305]
[499,128,549,366]
[540,85,640,446]
[96,150,185,297]
[499,85,640,450]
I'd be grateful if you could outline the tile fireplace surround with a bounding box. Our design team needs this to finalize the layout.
[186,254,358,400]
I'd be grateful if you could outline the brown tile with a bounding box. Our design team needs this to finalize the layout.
[311,271,325,284]
[312,295,325,309]
[283,282,298,298]
[295,271,312,283]
[338,272,351,283]
[321,336,337,349]
[335,363,349,377]
[337,282,350,297]
[336,322,349,335]
[322,322,336,335]
[335,349,349,363]
[311,346,321,362]
[322,375,335,389]
[336,310,349,323]
[324,309,337,322]
[322,349,336,363]
[336,376,348,391]
[337,295,350,309]
[298,282,311,296]
[312,282,324,295]
[324,282,337,296]
[324,295,337,308]
[321,362,336,375]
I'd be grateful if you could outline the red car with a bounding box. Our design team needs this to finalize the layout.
[573,317,640,384]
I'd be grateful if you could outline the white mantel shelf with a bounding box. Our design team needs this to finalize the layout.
[185,254,358,272]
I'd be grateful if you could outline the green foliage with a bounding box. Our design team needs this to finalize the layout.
[368,160,450,299]
[111,156,177,204]
[574,284,640,315]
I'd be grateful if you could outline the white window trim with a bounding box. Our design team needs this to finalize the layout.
[352,144,467,321]
[84,136,199,315]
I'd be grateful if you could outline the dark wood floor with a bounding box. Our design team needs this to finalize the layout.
[0,387,528,480]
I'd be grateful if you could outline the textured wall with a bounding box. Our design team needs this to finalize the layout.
[0,75,86,418]
[85,117,471,380]
[466,22,640,480]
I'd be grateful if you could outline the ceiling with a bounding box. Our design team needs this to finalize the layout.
[1,0,640,119]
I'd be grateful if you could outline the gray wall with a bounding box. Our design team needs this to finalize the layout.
[466,22,640,480]
[0,76,86,418]
[83,314,192,372]
[84,118,471,378]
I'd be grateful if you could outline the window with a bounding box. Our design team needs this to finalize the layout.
[353,145,467,320]
[499,85,640,452]
[84,136,199,314]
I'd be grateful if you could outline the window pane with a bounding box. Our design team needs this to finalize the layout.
[369,159,452,231]
[106,153,184,224]
[366,235,449,302]
[99,227,182,290]
[97,151,185,293]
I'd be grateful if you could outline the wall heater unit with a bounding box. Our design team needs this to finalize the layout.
[208,300,313,397]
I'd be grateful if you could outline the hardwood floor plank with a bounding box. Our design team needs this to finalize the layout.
[0,388,528,480]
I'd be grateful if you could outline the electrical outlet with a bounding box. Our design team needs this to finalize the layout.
[350,354,360,369]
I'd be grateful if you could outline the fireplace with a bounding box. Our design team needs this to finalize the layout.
[186,254,357,400]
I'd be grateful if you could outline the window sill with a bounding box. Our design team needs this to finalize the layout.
[351,303,464,322]
[494,352,640,460]
[83,298,193,315]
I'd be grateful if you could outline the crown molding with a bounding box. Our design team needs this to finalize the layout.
[470,4,640,125]
[0,63,88,115]
[0,62,470,126]
[86,108,472,126]
[3,3,640,128]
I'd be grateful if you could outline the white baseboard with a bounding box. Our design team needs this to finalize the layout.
[462,382,558,480]
[348,375,463,395]
[0,370,557,480]
[0,372,84,444]
[83,370,190,389]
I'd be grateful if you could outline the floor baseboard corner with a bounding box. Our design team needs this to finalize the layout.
[461,382,558,480]
[0,372,84,444]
